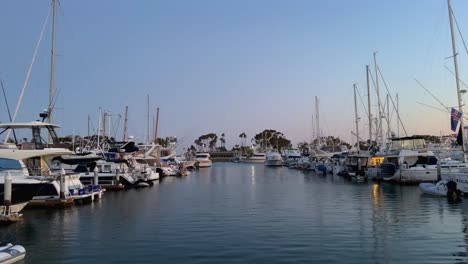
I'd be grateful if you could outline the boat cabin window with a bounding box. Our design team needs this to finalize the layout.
[103,165,112,172]
[196,154,208,158]
[0,158,22,171]
[391,138,426,150]
[74,164,90,173]
[409,156,438,167]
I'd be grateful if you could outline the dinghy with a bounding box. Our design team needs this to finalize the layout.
[0,244,25,264]
[419,180,448,196]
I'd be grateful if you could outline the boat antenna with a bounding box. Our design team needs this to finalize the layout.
[1,81,17,143]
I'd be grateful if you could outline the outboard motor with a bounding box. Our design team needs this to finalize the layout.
[447,180,462,204]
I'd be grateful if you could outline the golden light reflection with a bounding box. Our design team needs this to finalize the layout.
[251,165,256,185]
[372,183,380,207]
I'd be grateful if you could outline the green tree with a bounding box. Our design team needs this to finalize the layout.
[195,133,218,151]
[252,129,291,151]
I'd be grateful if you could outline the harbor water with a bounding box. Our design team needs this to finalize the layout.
[2,162,468,263]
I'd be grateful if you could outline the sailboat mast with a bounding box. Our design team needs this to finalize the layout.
[48,0,57,124]
[154,107,159,144]
[447,0,466,160]
[374,52,383,147]
[146,94,150,144]
[97,108,101,149]
[315,96,320,147]
[366,65,372,144]
[386,94,391,139]
[123,105,128,141]
[396,93,399,137]
[354,84,360,153]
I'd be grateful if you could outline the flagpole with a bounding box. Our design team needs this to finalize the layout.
[448,0,466,161]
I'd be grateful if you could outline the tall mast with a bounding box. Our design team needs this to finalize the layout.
[146,94,150,144]
[48,0,57,124]
[354,83,360,153]
[87,114,90,138]
[396,93,399,137]
[102,111,106,139]
[315,96,320,147]
[123,105,128,141]
[366,65,372,144]
[448,0,466,160]
[374,52,383,147]
[108,111,112,138]
[311,112,315,146]
[386,94,391,139]
[154,107,159,144]
[47,0,57,144]
[97,108,101,150]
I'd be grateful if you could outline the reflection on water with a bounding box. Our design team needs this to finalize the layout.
[1,163,468,263]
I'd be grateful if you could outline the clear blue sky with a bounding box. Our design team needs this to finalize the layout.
[1,0,468,149]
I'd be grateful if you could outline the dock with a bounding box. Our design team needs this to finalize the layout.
[208,151,239,162]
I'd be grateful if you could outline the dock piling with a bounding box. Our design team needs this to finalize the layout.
[115,168,120,185]
[94,167,99,186]
[60,168,66,199]
[4,172,12,214]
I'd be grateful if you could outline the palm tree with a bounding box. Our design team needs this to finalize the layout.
[239,132,246,147]
[220,133,226,148]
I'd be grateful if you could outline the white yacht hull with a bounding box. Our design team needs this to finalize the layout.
[197,160,212,168]
[383,167,438,183]
[265,160,283,166]
[242,158,265,163]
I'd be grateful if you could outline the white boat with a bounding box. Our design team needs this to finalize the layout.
[265,150,283,166]
[0,121,94,204]
[0,243,25,264]
[413,1,468,192]
[130,157,159,181]
[242,152,266,163]
[194,153,212,168]
[379,149,439,183]
[282,149,301,166]
[419,181,448,196]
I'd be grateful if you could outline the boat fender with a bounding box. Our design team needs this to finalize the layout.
[447,180,462,204]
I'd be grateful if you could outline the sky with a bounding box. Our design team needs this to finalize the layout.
[1,0,468,150]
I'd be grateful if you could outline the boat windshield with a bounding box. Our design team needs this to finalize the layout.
[0,158,22,171]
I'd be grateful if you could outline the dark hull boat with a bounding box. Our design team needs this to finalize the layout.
[0,182,56,205]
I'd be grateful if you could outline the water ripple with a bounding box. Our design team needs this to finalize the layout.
[1,163,468,263]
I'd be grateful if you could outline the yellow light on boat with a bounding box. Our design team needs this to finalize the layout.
[370,157,385,166]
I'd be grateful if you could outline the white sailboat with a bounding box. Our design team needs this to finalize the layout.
[436,0,468,193]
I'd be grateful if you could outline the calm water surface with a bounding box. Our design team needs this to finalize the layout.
[2,162,468,263]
